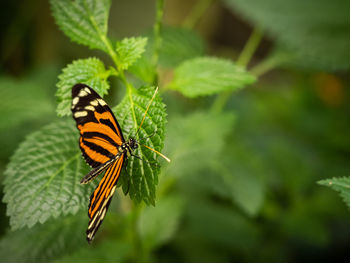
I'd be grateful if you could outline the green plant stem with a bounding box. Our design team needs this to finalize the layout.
[250,52,288,77]
[183,0,215,29]
[130,202,147,263]
[101,34,120,68]
[152,0,164,84]
[89,11,120,69]
[118,70,139,134]
[211,27,263,113]
[236,27,263,67]
[99,21,140,132]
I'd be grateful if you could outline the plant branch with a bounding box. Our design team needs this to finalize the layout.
[88,11,120,69]
[183,0,215,29]
[236,27,263,67]
[211,26,263,113]
[129,203,146,263]
[152,0,164,76]
[250,51,289,77]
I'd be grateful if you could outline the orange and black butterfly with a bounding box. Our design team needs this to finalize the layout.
[71,83,169,243]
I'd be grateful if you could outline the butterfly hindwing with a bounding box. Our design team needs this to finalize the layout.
[71,84,125,168]
[86,153,125,243]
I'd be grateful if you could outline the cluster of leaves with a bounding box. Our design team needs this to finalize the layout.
[224,0,350,70]
[1,0,256,262]
[225,0,350,209]
[1,0,350,262]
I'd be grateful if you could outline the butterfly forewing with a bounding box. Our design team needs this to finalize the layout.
[72,84,125,168]
[71,83,125,243]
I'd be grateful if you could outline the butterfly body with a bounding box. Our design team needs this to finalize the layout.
[119,137,138,157]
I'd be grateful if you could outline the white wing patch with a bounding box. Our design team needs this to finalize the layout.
[72,97,79,108]
[90,100,99,106]
[85,105,95,111]
[74,111,88,118]
[98,99,107,106]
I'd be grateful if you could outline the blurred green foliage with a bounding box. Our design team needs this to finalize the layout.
[0,0,350,262]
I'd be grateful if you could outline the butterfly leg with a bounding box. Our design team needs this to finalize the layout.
[123,158,131,195]
[81,153,122,184]
[81,161,112,184]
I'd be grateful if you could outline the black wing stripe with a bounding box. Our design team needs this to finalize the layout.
[79,144,102,167]
[82,131,120,147]
[81,139,115,159]
[99,118,120,137]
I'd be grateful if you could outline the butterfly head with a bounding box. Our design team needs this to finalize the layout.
[128,138,138,150]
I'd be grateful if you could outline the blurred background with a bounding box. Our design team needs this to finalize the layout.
[1,0,350,262]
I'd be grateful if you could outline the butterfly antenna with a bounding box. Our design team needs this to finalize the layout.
[136,87,159,136]
[141,143,171,163]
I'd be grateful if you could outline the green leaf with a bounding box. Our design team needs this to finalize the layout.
[138,195,184,250]
[168,57,256,97]
[213,157,265,216]
[53,239,131,263]
[0,67,58,159]
[318,177,350,209]
[163,111,264,216]
[128,26,206,83]
[0,213,86,263]
[2,120,95,230]
[116,37,148,70]
[56,58,111,117]
[0,77,54,130]
[280,200,329,247]
[128,54,156,84]
[157,26,206,68]
[112,86,166,205]
[163,111,235,177]
[183,198,259,250]
[50,0,111,52]
[224,0,350,70]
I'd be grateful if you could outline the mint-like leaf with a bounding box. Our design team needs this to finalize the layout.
[224,0,350,70]
[212,158,265,216]
[184,198,259,250]
[129,26,205,82]
[53,239,131,263]
[138,195,184,250]
[164,112,235,177]
[50,0,111,52]
[56,58,111,117]
[128,54,156,84]
[318,177,350,209]
[163,112,264,216]
[168,57,256,97]
[0,77,54,130]
[157,26,206,68]
[116,37,148,70]
[112,86,166,205]
[0,214,86,263]
[2,120,96,230]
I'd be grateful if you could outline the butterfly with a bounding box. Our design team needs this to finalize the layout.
[71,83,170,243]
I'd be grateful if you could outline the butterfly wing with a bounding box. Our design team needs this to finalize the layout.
[86,152,124,243]
[71,83,125,168]
[71,83,125,242]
